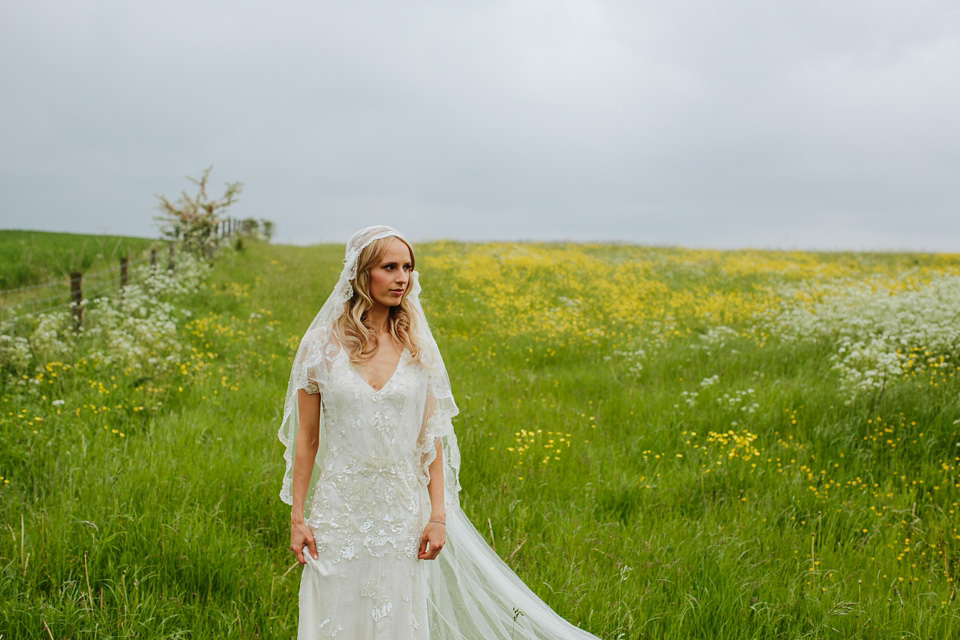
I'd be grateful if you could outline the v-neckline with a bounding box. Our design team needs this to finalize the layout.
[350,348,407,394]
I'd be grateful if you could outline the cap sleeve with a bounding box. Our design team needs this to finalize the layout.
[293,327,334,395]
[417,361,462,509]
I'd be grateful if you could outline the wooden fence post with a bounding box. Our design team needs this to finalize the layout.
[168,244,175,273]
[120,257,129,289]
[150,248,157,272]
[70,272,83,331]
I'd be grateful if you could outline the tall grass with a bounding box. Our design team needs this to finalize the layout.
[0,231,156,291]
[1,236,959,638]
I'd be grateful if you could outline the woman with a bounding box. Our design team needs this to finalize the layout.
[279,226,601,639]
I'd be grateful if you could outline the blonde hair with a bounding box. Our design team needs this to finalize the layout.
[335,235,421,364]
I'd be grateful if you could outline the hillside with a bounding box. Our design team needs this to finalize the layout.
[0,230,157,291]
[2,233,959,638]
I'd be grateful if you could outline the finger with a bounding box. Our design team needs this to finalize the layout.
[419,536,434,559]
[307,537,319,560]
[426,536,443,559]
[295,545,306,565]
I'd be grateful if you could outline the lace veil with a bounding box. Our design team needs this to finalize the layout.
[278,225,600,640]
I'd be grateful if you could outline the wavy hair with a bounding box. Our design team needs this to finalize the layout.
[335,235,422,364]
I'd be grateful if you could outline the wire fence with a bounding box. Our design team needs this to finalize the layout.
[0,218,260,328]
[0,253,163,324]
[0,279,65,296]
[1,248,204,326]
[0,252,157,298]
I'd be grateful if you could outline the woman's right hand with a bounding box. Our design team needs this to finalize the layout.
[291,519,318,564]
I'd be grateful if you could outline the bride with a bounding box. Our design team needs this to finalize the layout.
[278,226,601,639]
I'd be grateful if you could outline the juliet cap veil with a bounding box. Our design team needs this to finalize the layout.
[278,225,601,640]
[278,225,461,514]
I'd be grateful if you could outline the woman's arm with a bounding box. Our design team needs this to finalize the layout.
[290,389,321,564]
[426,440,445,520]
[419,439,446,559]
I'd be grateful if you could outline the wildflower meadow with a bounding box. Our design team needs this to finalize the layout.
[2,234,959,639]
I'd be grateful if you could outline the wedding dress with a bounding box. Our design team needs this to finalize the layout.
[295,331,439,638]
[279,226,601,640]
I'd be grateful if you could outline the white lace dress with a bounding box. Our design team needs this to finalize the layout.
[287,328,601,640]
[297,334,442,640]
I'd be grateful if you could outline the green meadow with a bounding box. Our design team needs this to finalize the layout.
[0,231,156,291]
[2,233,959,639]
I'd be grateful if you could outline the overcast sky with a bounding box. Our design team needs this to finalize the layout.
[1,1,958,250]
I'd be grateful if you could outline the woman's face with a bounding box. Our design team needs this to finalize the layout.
[368,237,413,309]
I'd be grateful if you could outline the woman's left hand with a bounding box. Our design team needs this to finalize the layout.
[418,521,446,560]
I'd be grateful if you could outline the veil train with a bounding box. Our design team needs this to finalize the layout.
[279,226,602,639]
[427,509,600,639]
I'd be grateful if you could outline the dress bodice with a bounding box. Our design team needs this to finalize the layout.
[306,347,432,561]
[319,348,427,476]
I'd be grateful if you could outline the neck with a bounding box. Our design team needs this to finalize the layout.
[366,304,391,336]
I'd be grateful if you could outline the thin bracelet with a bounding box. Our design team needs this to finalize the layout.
[429,519,446,525]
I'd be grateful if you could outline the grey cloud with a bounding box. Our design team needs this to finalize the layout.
[1,1,958,250]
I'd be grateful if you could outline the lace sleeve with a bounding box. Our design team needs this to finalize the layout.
[292,327,331,395]
[417,366,462,510]
[278,326,336,507]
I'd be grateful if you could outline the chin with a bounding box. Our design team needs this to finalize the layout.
[375,296,404,308]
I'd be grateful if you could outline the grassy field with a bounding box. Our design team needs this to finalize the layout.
[2,233,959,639]
[0,231,157,291]
[0,231,161,327]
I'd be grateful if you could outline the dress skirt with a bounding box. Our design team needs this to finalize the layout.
[299,535,429,639]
